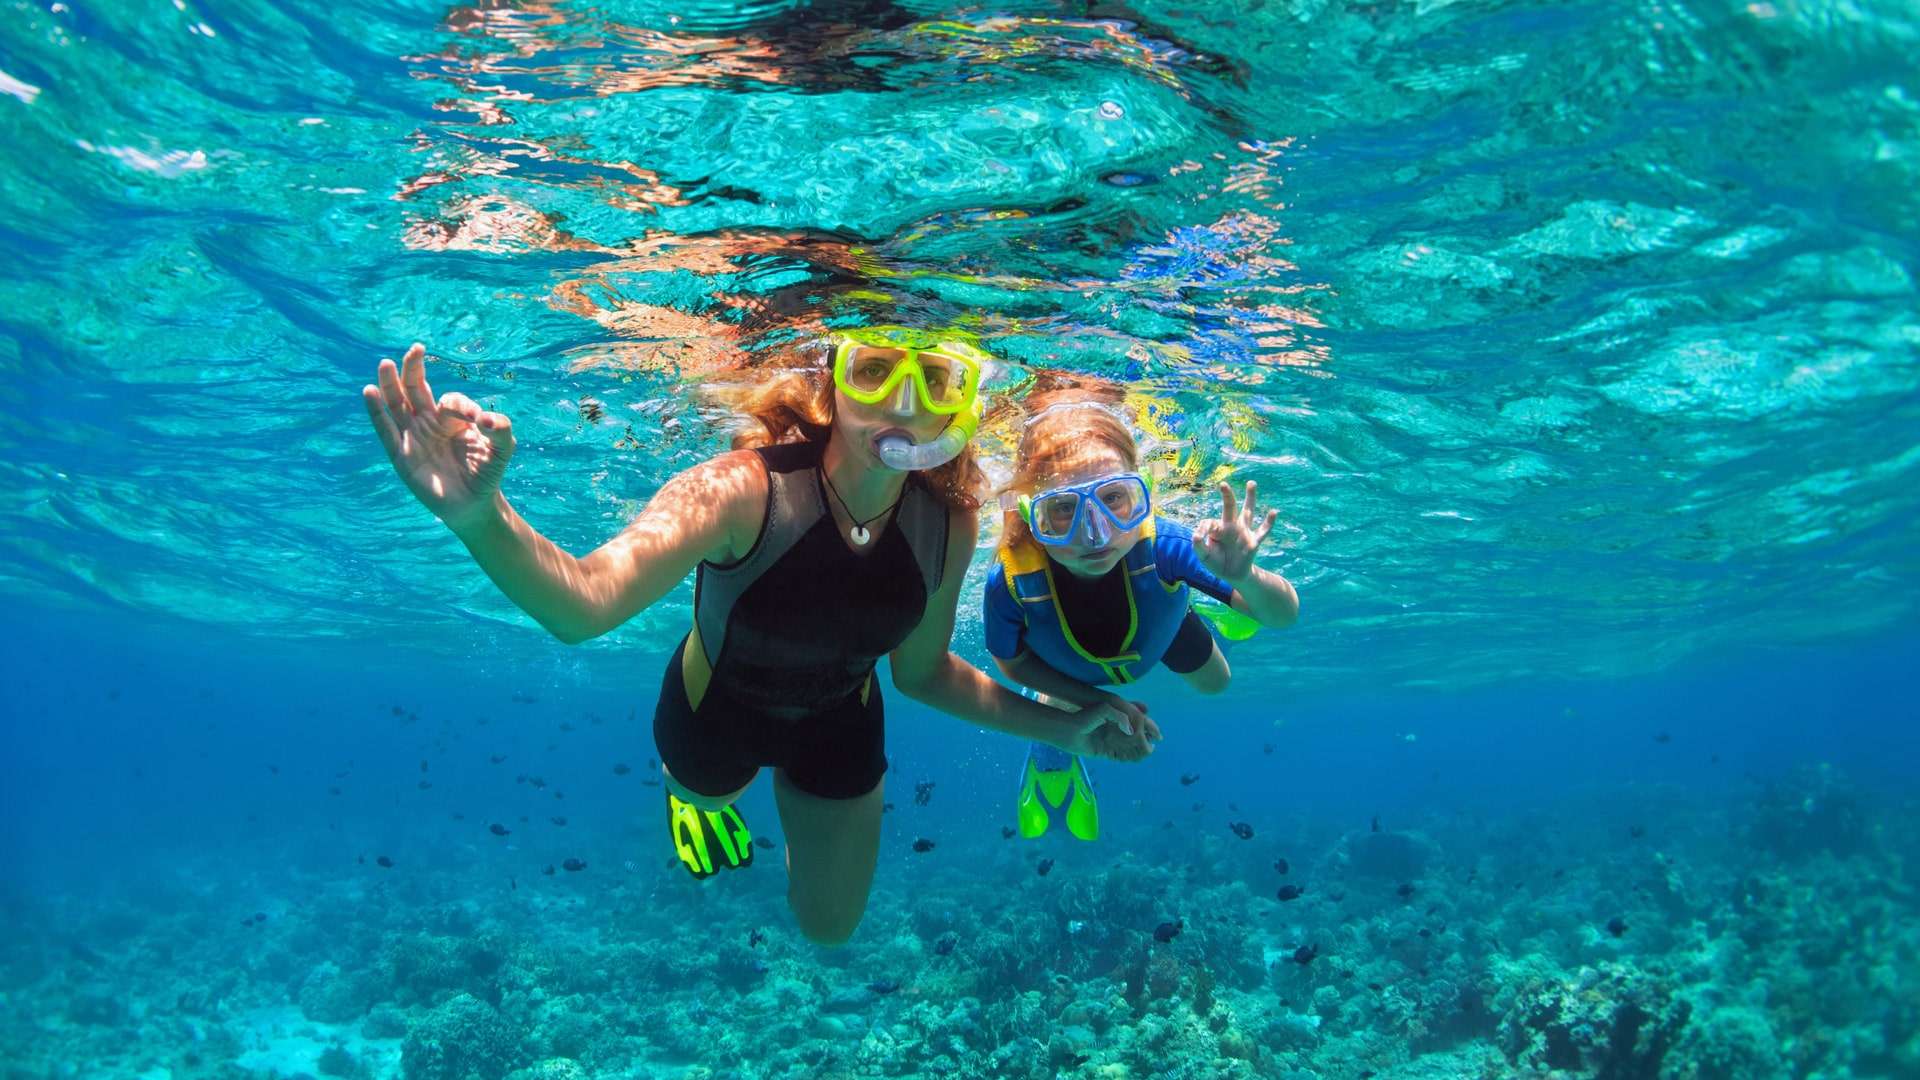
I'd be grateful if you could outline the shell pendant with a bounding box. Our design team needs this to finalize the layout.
[850,525,871,545]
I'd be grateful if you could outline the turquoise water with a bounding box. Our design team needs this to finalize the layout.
[3,1,1918,1078]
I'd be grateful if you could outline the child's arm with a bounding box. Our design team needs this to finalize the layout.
[1192,480,1300,629]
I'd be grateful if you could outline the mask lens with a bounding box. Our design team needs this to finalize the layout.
[1030,491,1082,541]
[1094,476,1148,527]
[844,347,903,393]
[916,352,969,408]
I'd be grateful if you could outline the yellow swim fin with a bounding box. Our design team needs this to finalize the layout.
[667,791,753,878]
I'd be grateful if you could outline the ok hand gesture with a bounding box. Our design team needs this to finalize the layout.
[1195,480,1278,584]
[362,343,515,532]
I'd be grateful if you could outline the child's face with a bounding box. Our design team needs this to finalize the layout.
[1032,444,1144,578]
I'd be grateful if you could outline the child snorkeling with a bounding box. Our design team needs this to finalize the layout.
[984,387,1301,840]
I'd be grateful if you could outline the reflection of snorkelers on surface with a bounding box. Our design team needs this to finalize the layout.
[433,0,929,96]
[987,377,1300,842]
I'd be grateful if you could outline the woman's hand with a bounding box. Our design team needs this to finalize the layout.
[1195,480,1279,584]
[363,343,516,532]
[1062,698,1161,762]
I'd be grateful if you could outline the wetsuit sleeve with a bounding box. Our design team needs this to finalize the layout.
[1154,520,1236,603]
[982,563,1027,660]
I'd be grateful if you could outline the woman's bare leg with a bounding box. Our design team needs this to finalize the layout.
[773,770,884,946]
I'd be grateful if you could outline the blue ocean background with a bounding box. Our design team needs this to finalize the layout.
[3,0,1918,1077]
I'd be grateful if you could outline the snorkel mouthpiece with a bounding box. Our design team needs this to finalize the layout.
[876,398,982,471]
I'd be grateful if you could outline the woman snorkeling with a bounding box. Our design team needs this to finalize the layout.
[362,328,1155,944]
[985,388,1300,841]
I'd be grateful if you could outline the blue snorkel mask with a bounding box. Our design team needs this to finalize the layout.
[1018,473,1152,547]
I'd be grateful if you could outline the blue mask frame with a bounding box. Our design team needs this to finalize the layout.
[1020,473,1152,546]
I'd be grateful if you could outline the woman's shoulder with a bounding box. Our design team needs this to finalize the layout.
[673,450,771,533]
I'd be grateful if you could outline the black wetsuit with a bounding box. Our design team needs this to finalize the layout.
[653,439,948,799]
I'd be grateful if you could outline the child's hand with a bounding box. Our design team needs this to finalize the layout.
[1097,692,1155,738]
[1064,698,1161,762]
[1195,480,1278,584]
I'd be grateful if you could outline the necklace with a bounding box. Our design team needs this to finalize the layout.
[821,468,901,545]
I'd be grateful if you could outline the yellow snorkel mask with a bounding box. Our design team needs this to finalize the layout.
[830,325,987,471]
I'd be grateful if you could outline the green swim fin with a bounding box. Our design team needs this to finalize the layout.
[667,791,753,878]
[1015,743,1099,842]
[1194,598,1261,643]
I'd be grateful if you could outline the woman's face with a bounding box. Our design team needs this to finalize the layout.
[1031,443,1143,578]
[833,382,954,472]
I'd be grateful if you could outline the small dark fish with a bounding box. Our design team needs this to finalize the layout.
[1229,802,1240,813]
[417,780,432,790]
[419,759,428,773]
[452,813,464,821]
[1367,982,1384,992]
[268,764,279,775]
[559,722,576,733]
[1606,916,1629,938]
[1554,868,1567,879]
[550,816,567,826]
[1001,826,1016,840]
[612,762,631,776]
[1102,171,1154,187]
[527,776,547,790]
[934,935,957,956]
[1274,858,1290,875]
[1419,928,1432,938]
[1396,883,1415,900]
[242,916,255,926]
[509,876,516,891]
[1292,943,1320,965]
[376,856,393,868]
[748,928,767,948]
[1229,822,1254,840]
[1036,858,1054,877]
[328,786,341,796]
[543,864,556,876]
[911,838,935,853]
[1371,815,1381,833]
[1154,919,1183,943]
[883,802,895,813]
[562,858,587,872]
[1629,824,1646,839]
[641,778,661,788]
[391,705,404,716]
[1263,743,1274,755]
[869,979,900,995]
[1653,732,1671,744]
[489,823,511,836]
[755,836,774,850]
[252,912,267,923]
[914,780,935,806]
[489,754,507,764]
[356,855,365,864]
[1276,885,1305,902]
[1179,773,1200,786]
